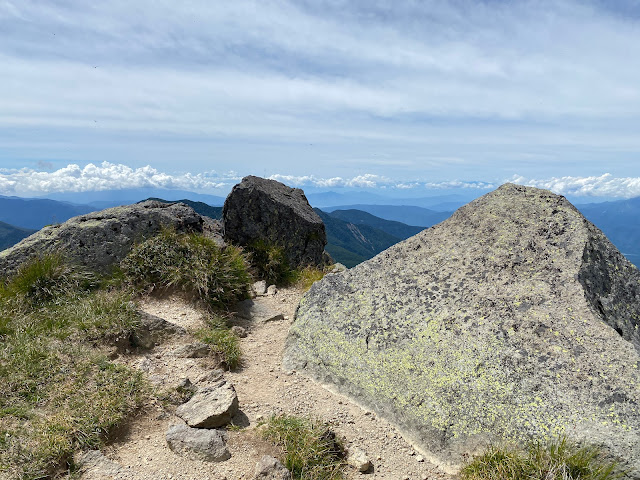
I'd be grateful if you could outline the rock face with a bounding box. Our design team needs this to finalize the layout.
[0,200,203,276]
[284,184,640,477]
[223,176,326,268]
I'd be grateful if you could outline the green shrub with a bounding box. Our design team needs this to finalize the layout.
[120,229,251,309]
[261,414,345,480]
[195,315,242,369]
[460,436,624,480]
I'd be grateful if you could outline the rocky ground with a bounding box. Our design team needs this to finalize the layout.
[76,286,452,480]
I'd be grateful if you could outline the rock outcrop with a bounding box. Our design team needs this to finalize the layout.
[0,200,203,276]
[284,183,640,477]
[223,176,326,268]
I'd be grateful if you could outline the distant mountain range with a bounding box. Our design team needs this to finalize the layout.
[322,204,452,227]
[0,221,37,251]
[1,192,639,270]
[0,195,96,229]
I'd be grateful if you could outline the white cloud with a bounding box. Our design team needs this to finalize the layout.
[510,173,640,198]
[0,162,236,195]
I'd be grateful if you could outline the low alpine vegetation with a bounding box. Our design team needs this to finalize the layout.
[195,314,242,370]
[246,239,296,286]
[0,255,146,479]
[120,229,251,308]
[261,414,345,480]
[460,436,623,480]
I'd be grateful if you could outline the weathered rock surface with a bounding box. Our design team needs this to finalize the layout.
[235,298,285,323]
[175,380,239,428]
[223,176,326,268]
[253,455,290,480]
[284,183,640,477]
[0,200,203,275]
[165,424,231,462]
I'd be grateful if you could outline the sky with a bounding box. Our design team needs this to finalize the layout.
[1,0,640,198]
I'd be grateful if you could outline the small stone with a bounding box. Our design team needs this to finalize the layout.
[266,285,277,296]
[347,446,371,472]
[166,424,230,462]
[231,325,248,338]
[416,455,425,462]
[176,380,239,428]
[253,455,290,480]
[253,280,267,296]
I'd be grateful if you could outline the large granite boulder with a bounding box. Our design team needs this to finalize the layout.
[223,176,326,268]
[284,183,640,477]
[0,200,203,276]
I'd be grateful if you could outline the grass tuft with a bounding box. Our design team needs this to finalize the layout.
[261,414,345,480]
[120,229,251,309]
[294,266,326,292]
[246,239,297,286]
[195,315,242,370]
[460,436,624,480]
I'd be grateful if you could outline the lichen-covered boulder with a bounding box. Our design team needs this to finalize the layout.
[284,183,640,477]
[0,200,203,276]
[223,176,326,268]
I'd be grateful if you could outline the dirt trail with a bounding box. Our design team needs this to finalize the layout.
[78,287,453,480]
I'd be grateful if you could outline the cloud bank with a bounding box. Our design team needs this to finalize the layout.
[2,163,640,199]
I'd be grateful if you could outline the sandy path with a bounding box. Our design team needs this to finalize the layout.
[78,288,452,480]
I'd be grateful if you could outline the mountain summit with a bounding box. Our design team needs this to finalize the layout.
[284,183,640,476]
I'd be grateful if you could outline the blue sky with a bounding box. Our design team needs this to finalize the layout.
[1,0,640,198]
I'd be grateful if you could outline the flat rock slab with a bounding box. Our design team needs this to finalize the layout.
[76,450,124,478]
[234,299,284,323]
[166,424,230,462]
[175,380,238,428]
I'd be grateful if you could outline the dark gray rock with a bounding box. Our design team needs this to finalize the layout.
[253,455,290,480]
[223,176,326,268]
[175,380,238,428]
[166,424,230,462]
[0,200,203,276]
[284,183,640,478]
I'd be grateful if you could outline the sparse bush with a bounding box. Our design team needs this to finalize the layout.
[261,414,345,480]
[246,239,296,286]
[195,315,242,369]
[120,229,251,309]
[460,436,624,480]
